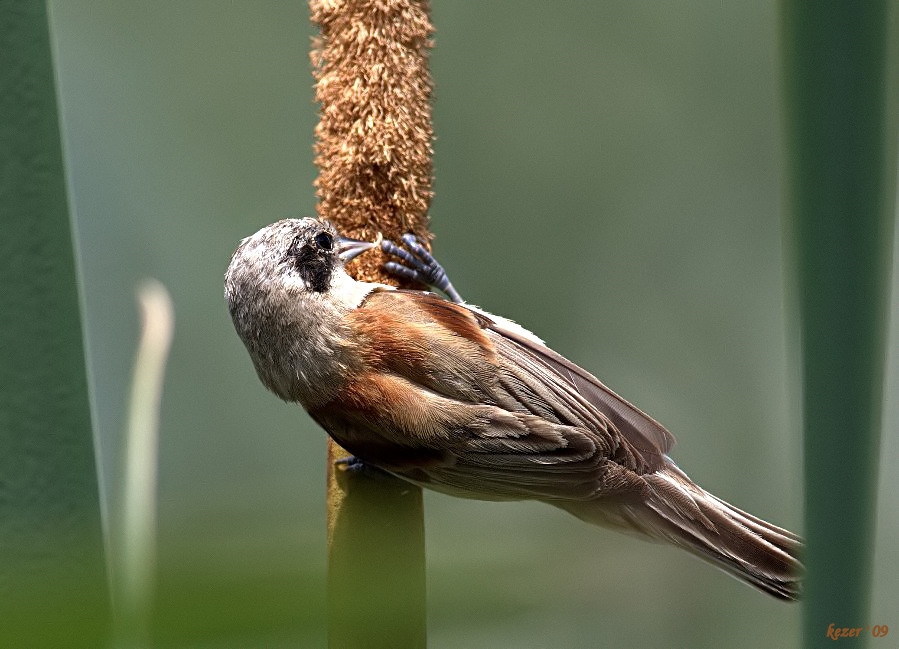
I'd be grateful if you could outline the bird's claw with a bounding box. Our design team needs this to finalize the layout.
[334,455,392,481]
[381,235,463,303]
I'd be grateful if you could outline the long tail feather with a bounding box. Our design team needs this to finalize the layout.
[562,463,803,600]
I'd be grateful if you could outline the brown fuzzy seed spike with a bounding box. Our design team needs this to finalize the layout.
[310,0,435,284]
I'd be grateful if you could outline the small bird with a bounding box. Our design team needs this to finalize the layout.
[224,217,802,600]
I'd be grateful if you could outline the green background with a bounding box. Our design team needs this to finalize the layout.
[48,2,897,647]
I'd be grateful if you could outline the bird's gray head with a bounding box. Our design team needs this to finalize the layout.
[224,218,376,402]
[226,217,361,296]
[225,217,375,316]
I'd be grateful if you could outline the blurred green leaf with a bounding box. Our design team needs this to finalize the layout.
[0,1,110,646]
[781,1,897,646]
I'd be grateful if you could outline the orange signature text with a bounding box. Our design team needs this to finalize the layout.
[826,624,889,640]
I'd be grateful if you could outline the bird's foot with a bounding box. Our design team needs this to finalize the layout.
[334,455,392,481]
[382,234,463,303]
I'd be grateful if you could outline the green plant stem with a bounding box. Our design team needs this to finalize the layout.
[113,281,174,649]
[310,0,432,646]
[326,442,427,649]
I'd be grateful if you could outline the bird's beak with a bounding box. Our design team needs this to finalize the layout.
[337,235,376,263]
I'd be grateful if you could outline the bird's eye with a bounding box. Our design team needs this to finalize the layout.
[314,231,333,250]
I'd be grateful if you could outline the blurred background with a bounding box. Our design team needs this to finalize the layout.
[48,2,897,647]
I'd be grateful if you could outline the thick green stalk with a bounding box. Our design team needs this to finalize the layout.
[326,443,427,649]
[0,2,110,646]
[780,2,896,647]
[311,0,432,646]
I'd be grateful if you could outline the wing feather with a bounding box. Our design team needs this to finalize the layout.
[310,289,675,501]
[483,316,675,470]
